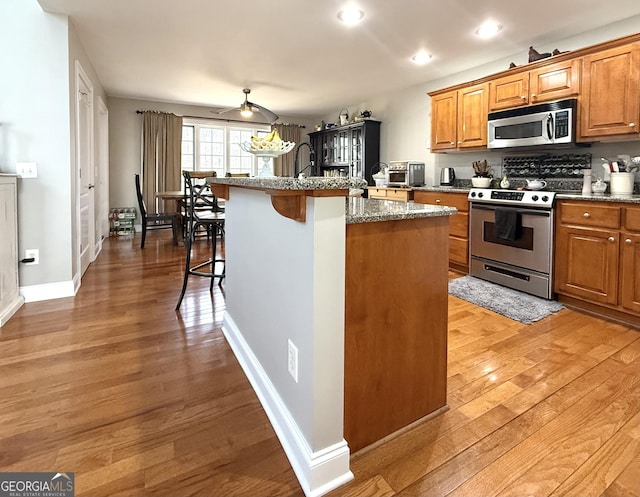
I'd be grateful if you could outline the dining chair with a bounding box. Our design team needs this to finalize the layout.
[135,174,178,248]
[175,171,225,310]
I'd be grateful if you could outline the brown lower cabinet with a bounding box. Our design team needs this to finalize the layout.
[367,187,414,202]
[414,190,469,273]
[554,200,640,325]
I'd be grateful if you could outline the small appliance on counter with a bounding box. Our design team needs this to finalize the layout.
[386,161,425,187]
[439,167,455,186]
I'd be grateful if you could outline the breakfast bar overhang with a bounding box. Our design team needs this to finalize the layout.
[209,177,457,497]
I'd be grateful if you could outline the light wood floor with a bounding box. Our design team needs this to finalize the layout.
[1,232,638,497]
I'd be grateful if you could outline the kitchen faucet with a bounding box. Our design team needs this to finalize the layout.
[293,142,315,178]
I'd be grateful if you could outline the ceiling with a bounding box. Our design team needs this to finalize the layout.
[38,0,640,118]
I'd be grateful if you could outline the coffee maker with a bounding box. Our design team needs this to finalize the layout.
[440,167,455,186]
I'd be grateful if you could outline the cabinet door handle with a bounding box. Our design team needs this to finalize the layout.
[531,93,536,99]
[608,237,615,242]
[583,212,590,218]
[458,141,462,144]
[625,238,633,245]
[521,95,526,100]
[435,199,441,203]
[450,141,455,145]
[629,122,636,128]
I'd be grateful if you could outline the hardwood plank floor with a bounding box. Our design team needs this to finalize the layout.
[1,232,638,497]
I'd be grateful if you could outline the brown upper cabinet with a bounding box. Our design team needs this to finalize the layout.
[579,41,640,141]
[430,82,488,152]
[429,33,640,152]
[430,91,457,151]
[488,58,581,111]
[488,72,530,111]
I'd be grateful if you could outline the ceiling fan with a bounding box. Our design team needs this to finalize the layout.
[213,88,279,124]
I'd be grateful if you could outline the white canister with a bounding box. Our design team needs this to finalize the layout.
[609,172,635,195]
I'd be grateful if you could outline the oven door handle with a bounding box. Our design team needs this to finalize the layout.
[471,204,551,217]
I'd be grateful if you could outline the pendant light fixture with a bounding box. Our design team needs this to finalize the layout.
[240,89,254,118]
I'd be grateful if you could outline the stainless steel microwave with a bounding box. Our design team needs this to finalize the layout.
[487,99,577,149]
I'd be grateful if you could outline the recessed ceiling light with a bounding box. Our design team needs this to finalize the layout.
[411,51,432,65]
[337,5,364,26]
[476,21,502,38]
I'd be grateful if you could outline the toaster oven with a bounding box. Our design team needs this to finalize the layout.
[386,161,425,187]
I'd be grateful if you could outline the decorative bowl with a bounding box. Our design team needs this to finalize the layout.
[592,181,607,194]
[471,177,492,188]
[241,140,295,154]
[240,141,296,177]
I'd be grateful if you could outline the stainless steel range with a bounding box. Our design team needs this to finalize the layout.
[467,188,556,299]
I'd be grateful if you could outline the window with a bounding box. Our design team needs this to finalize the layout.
[181,119,270,177]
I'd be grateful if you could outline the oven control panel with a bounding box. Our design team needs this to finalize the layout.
[468,188,555,208]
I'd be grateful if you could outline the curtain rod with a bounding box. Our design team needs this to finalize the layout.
[135,110,305,127]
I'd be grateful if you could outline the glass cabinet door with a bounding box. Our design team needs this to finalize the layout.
[337,130,349,164]
[321,134,333,166]
[350,127,363,178]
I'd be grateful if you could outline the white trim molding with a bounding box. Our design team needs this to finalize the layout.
[222,312,353,497]
[20,280,76,303]
[0,295,24,327]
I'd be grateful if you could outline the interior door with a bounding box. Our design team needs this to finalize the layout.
[76,63,95,278]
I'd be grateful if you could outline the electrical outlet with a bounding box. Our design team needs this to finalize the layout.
[24,249,39,265]
[287,339,298,383]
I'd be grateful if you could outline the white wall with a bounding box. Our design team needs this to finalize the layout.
[322,16,640,186]
[0,0,71,289]
[107,96,318,221]
[0,0,107,299]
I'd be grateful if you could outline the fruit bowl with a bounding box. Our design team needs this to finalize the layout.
[240,140,296,177]
[240,141,295,154]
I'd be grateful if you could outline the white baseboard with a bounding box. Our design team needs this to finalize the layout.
[0,295,25,326]
[222,312,353,497]
[20,280,76,303]
[73,272,81,294]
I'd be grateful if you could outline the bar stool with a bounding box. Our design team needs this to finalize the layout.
[175,171,225,310]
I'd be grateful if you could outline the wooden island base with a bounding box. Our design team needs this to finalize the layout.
[344,216,450,452]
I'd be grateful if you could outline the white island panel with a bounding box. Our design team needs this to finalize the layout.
[221,187,351,497]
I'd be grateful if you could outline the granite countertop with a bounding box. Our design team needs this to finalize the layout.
[555,192,640,203]
[209,176,367,191]
[346,197,457,224]
[413,185,640,204]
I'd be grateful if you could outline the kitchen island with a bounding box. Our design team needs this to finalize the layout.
[209,177,456,497]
